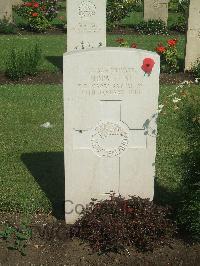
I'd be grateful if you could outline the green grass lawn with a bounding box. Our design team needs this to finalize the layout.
[0,3,196,218]
[121,11,181,28]
[0,85,63,216]
[0,84,199,218]
[0,34,185,72]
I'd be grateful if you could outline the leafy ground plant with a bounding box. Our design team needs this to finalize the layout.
[170,14,187,33]
[0,18,17,34]
[16,0,58,32]
[5,43,42,80]
[71,194,177,253]
[155,39,179,73]
[106,0,135,30]
[191,60,200,84]
[175,93,200,241]
[0,223,32,256]
[134,20,168,35]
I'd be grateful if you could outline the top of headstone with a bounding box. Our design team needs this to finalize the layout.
[64,47,159,58]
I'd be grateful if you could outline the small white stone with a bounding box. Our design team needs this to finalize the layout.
[158,104,164,113]
[173,98,181,103]
[40,122,53,128]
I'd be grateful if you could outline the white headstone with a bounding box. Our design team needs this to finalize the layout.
[64,48,160,224]
[144,0,169,25]
[67,0,106,52]
[0,0,12,22]
[12,0,23,6]
[185,0,200,71]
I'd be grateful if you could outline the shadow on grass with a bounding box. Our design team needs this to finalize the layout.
[178,103,200,188]
[154,180,181,209]
[46,56,63,72]
[178,58,185,72]
[21,152,65,220]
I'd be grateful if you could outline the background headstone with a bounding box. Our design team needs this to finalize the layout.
[64,48,160,224]
[12,0,23,6]
[185,0,200,71]
[0,0,12,22]
[144,0,169,25]
[67,0,106,52]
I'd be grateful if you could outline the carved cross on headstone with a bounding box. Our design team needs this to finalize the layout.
[73,100,147,192]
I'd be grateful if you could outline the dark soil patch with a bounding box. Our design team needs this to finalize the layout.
[0,72,63,85]
[0,72,195,86]
[0,212,200,265]
[160,72,194,85]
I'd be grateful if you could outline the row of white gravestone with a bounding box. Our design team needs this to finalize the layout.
[67,0,200,70]
[64,1,160,223]
[143,0,200,70]
[64,0,200,224]
[66,0,169,51]
[1,0,199,70]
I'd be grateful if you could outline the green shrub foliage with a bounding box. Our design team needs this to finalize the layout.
[176,98,200,240]
[6,44,42,80]
[71,195,176,253]
[0,19,17,34]
[177,0,189,14]
[16,0,58,32]
[178,191,200,240]
[170,15,187,33]
[107,0,135,29]
[192,60,200,83]
[134,20,168,35]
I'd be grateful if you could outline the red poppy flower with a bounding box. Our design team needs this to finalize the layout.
[156,45,166,54]
[131,43,137,48]
[116,38,125,44]
[32,12,38,17]
[141,58,155,75]
[167,39,177,47]
[33,3,39,8]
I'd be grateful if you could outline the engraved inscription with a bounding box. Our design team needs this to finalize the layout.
[91,121,129,158]
[71,22,102,33]
[74,41,103,51]
[78,66,144,96]
[78,0,96,18]
[74,41,92,50]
